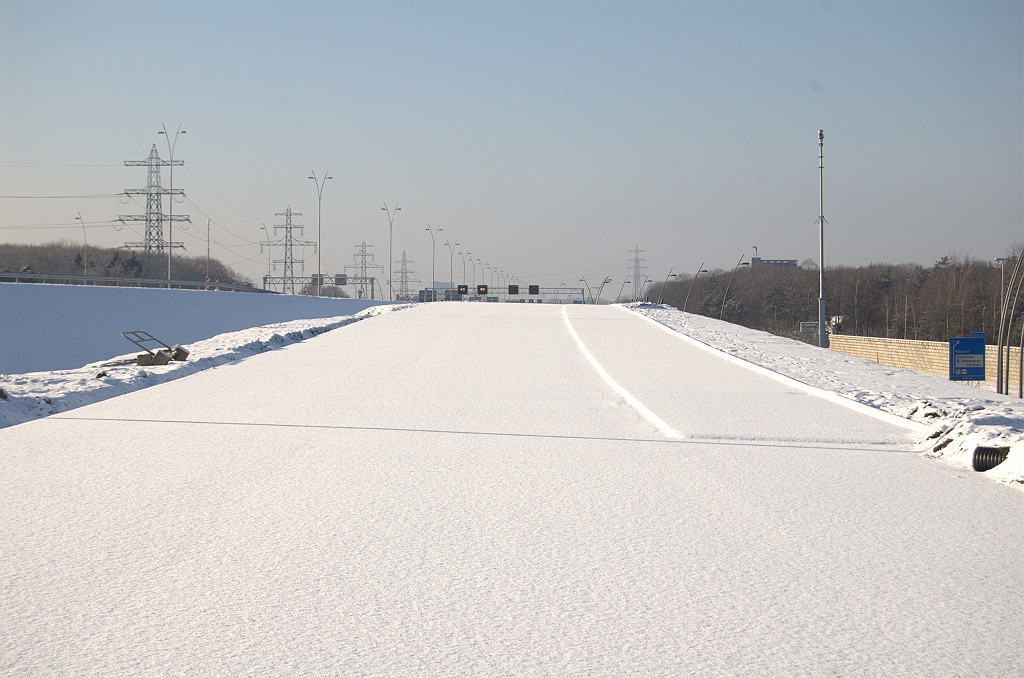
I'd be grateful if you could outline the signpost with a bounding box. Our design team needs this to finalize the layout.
[949,332,986,382]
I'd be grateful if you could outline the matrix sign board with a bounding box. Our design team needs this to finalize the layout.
[457,284,469,295]
[334,274,347,286]
[477,284,488,295]
[508,285,519,295]
[949,334,985,381]
[529,284,540,295]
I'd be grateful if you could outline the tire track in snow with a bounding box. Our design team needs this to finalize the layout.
[562,305,681,439]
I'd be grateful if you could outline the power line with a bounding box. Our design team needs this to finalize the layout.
[261,206,315,294]
[396,250,420,302]
[0,194,123,199]
[119,144,189,255]
[0,162,122,168]
[0,220,125,230]
[630,246,647,302]
[182,166,271,220]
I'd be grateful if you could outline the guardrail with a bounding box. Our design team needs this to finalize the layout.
[0,271,274,294]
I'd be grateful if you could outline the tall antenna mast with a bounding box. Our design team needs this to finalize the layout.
[817,129,828,348]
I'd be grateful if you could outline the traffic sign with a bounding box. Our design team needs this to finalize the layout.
[949,334,985,381]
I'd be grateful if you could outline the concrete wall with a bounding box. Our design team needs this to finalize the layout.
[828,334,1022,393]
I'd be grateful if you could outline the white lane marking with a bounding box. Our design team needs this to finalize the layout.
[563,306,681,439]
[617,305,926,433]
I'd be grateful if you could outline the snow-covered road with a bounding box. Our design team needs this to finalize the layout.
[2,303,1022,675]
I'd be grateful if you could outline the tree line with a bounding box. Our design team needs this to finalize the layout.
[644,248,1023,346]
[1,240,252,286]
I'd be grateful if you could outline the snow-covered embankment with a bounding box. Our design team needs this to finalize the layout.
[0,303,409,429]
[629,304,1024,488]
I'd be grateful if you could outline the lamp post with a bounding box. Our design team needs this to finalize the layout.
[158,123,185,283]
[75,212,87,278]
[682,262,708,313]
[381,203,401,301]
[997,255,1024,394]
[595,276,613,304]
[445,240,459,294]
[476,259,483,289]
[615,278,632,303]
[206,219,211,281]
[817,129,828,348]
[309,170,332,297]
[426,224,443,295]
[994,256,1009,392]
[260,224,272,291]
[659,272,675,307]
[579,276,594,304]
[720,255,747,320]
[641,278,653,301]
[458,250,469,285]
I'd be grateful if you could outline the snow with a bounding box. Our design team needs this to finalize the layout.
[629,303,1024,488]
[1,299,1022,674]
[0,304,408,430]
[0,282,387,374]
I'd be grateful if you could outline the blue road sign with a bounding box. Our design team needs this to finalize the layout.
[949,334,986,381]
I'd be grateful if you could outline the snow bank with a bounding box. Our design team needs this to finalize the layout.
[0,304,410,430]
[628,304,1024,488]
[0,282,388,374]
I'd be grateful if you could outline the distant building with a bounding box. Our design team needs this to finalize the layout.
[750,257,798,269]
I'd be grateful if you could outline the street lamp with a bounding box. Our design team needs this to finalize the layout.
[595,276,613,304]
[720,255,748,320]
[579,276,593,304]
[995,257,1007,393]
[615,278,632,303]
[309,170,332,297]
[682,262,708,313]
[260,223,272,291]
[657,269,675,306]
[458,250,469,285]
[75,212,87,278]
[158,123,185,283]
[445,240,459,294]
[426,224,443,294]
[641,278,653,300]
[381,203,401,301]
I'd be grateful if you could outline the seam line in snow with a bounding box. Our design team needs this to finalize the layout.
[617,305,926,433]
[563,305,681,439]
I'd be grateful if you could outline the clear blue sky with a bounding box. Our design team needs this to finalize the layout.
[2,0,1021,289]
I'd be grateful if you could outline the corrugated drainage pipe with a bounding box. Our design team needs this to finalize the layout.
[972,446,1010,472]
